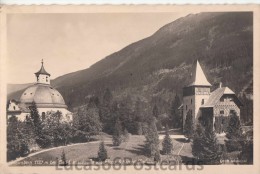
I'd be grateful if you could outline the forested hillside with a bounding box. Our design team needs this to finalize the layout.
[8,12,253,125]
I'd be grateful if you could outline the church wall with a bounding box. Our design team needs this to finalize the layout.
[183,86,211,128]
[183,95,195,127]
[194,93,210,118]
[7,112,30,122]
[38,108,73,122]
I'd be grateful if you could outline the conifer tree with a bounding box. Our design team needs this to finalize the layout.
[152,104,159,118]
[184,110,194,140]
[99,88,114,134]
[225,112,242,152]
[122,128,130,142]
[144,117,160,159]
[170,94,181,128]
[98,141,108,161]
[162,125,173,155]
[61,149,68,166]
[29,101,42,136]
[239,130,253,164]
[192,123,222,164]
[112,118,123,146]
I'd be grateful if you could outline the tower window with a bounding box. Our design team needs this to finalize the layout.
[46,76,48,82]
[13,106,16,110]
[201,99,205,105]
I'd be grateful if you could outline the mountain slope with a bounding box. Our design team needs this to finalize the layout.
[8,12,253,110]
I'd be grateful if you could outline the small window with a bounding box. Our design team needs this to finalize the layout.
[201,99,205,105]
[220,97,224,102]
[220,110,224,115]
[230,110,236,115]
[191,99,192,104]
[186,105,187,110]
[13,106,16,110]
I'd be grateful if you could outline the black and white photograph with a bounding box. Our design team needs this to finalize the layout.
[1,5,258,173]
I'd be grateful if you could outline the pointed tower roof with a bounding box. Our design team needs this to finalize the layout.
[35,59,50,76]
[187,60,211,87]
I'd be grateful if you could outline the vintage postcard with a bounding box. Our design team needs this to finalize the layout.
[0,5,259,174]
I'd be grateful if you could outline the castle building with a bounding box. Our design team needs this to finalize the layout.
[182,60,243,133]
[7,60,72,122]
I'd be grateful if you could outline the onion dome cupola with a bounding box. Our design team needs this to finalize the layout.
[35,59,51,85]
[20,59,67,109]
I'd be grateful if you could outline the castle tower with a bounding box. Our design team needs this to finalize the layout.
[34,59,51,85]
[183,60,211,127]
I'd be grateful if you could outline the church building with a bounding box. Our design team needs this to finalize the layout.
[182,60,243,133]
[7,60,72,122]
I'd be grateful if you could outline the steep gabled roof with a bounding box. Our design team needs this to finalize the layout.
[201,87,243,108]
[35,60,50,76]
[187,60,211,87]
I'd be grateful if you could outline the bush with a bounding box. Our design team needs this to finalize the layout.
[36,135,52,148]
[225,139,242,152]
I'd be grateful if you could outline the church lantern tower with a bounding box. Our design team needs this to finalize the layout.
[34,59,51,85]
[182,60,211,127]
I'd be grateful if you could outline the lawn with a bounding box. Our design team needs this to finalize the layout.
[12,134,193,166]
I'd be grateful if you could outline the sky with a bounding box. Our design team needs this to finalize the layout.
[7,13,187,84]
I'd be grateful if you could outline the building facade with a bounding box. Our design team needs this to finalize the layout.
[7,60,72,122]
[182,60,243,133]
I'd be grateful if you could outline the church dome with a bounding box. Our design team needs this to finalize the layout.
[20,84,67,108]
